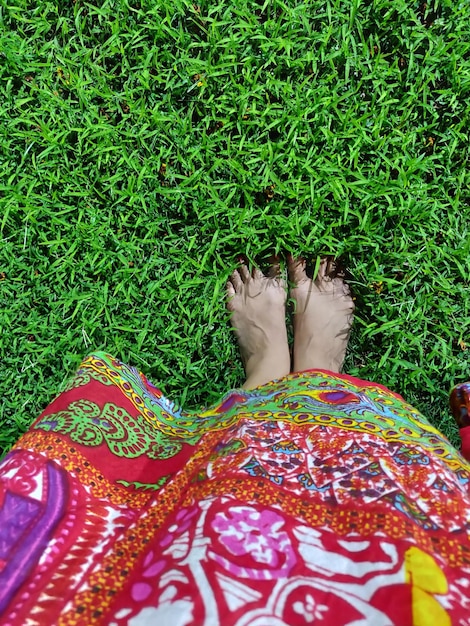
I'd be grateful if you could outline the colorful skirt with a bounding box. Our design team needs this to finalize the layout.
[1,352,469,625]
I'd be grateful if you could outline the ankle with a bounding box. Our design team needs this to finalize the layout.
[293,358,342,374]
[243,347,290,389]
[293,346,343,374]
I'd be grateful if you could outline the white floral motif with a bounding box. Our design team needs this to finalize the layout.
[129,585,193,626]
[293,594,328,622]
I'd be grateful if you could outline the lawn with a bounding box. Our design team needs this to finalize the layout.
[1,0,469,456]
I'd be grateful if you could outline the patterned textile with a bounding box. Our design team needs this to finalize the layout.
[1,352,470,625]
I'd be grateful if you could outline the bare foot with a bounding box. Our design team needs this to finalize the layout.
[288,255,354,373]
[227,260,290,389]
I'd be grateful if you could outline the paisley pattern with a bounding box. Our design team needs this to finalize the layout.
[61,367,115,392]
[0,351,469,626]
[35,399,182,459]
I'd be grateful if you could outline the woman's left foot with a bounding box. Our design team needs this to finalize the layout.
[227,261,290,389]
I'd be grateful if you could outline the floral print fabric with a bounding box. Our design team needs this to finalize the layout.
[0,352,469,625]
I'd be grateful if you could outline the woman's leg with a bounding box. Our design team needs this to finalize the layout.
[288,255,355,373]
[227,260,290,389]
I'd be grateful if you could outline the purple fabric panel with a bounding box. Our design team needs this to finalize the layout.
[0,492,42,559]
[0,461,68,614]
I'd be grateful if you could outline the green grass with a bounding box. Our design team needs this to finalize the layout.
[1,0,469,455]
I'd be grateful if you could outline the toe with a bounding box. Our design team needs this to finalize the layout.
[341,281,355,308]
[252,266,265,281]
[333,277,355,310]
[326,257,342,279]
[226,280,235,307]
[238,263,251,283]
[287,254,308,284]
[316,258,329,282]
[229,269,243,291]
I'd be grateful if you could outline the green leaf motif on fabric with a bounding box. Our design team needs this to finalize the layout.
[34,400,182,459]
[62,369,115,393]
[209,439,246,461]
[116,476,172,491]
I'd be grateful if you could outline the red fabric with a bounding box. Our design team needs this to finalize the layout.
[298,368,408,402]
[0,353,469,625]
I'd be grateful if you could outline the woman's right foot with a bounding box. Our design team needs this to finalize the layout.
[288,255,354,373]
[227,261,291,389]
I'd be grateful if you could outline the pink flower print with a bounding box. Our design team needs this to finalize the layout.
[210,505,296,579]
[131,550,167,602]
[159,506,198,548]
